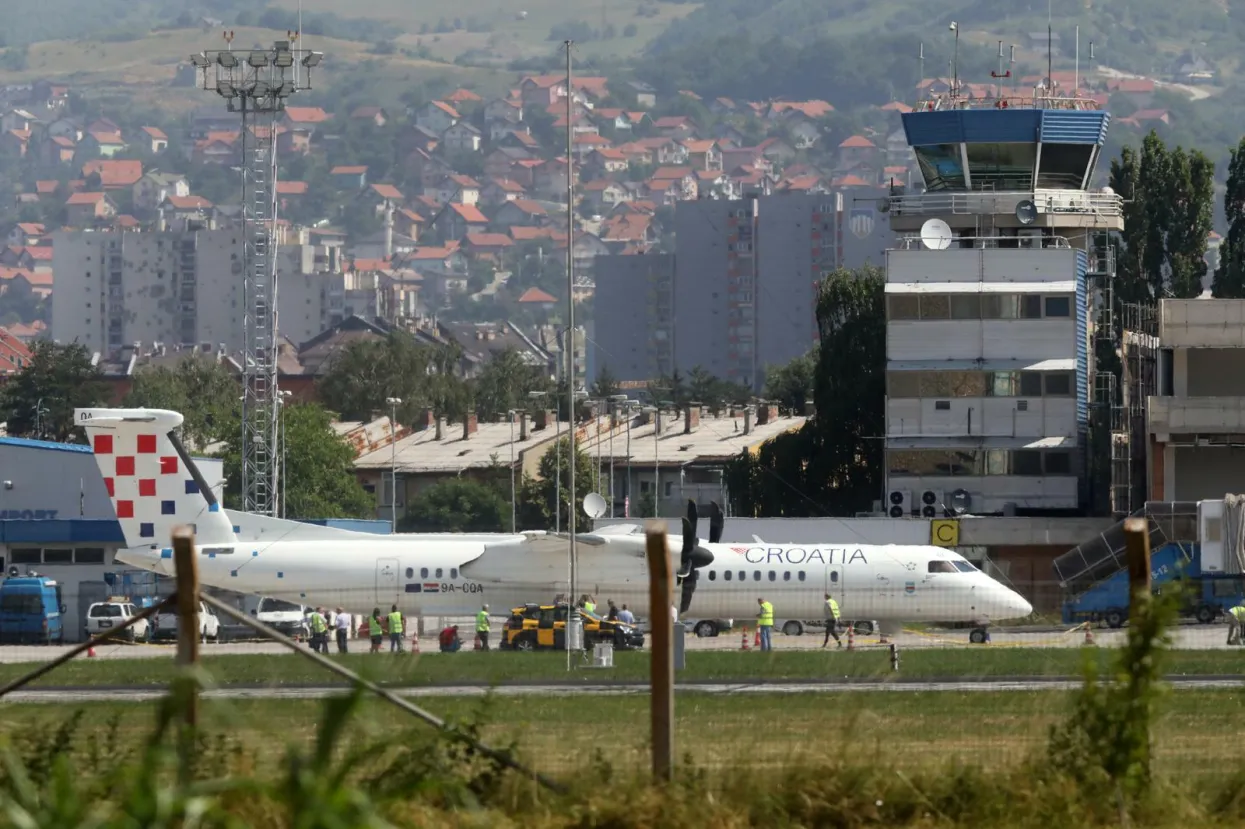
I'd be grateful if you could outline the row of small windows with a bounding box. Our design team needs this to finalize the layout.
[889,448,1075,477]
[707,570,839,583]
[406,567,458,579]
[888,294,1072,321]
[888,370,1075,398]
[10,548,106,565]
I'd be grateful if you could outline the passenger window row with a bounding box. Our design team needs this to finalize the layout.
[707,570,814,582]
[404,567,459,579]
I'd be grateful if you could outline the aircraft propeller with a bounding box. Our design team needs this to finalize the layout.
[677,499,720,614]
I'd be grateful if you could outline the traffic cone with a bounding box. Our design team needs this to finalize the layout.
[847,625,855,652]
[473,633,482,651]
[741,626,750,651]
[1083,624,1095,646]
[411,631,421,654]
[753,627,761,649]
[87,645,96,658]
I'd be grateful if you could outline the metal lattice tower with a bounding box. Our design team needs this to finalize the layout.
[190,34,322,514]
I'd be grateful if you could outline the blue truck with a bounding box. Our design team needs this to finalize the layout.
[0,575,66,644]
[1061,542,1245,628]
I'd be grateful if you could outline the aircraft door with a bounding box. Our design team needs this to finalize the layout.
[375,558,400,604]
[826,566,845,620]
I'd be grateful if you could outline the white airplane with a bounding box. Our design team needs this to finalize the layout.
[76,407,1032,640]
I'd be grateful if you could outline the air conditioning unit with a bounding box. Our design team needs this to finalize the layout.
[887,490,912,519]
[1017,229,1043,249]
[919,490,942,518]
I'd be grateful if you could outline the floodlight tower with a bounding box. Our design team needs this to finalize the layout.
[189,34,323,515]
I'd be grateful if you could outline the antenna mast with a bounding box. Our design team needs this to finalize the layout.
[564,38,579,665]
[1047,0,1054,99]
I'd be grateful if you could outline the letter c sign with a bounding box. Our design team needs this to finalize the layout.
[930,519,960,548]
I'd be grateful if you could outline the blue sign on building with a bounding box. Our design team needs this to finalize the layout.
[0,509,60,520]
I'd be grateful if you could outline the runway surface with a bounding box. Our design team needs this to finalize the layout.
[7,676,1245,703]
[0,621,1236,663]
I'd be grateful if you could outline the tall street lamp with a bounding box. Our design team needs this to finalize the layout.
[278,390,292,518]
[609,394,627,518]
[644,404,659,517]
[527,390,555,531]
[507,409,517,533]
[386,397,402,532]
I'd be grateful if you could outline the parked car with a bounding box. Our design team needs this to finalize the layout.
[153,601,221,642]
[683,618,735,638]
[85,600,149,642]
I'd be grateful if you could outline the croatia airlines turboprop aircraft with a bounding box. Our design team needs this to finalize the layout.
[76,407,1032,640]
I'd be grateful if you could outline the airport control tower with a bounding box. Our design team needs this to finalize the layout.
[881,89,1122,519]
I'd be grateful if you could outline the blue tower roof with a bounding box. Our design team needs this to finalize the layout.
[899,98,1111,192]
[902,108,1110,148]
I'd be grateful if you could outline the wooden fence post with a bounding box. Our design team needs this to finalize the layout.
[645,521,673,782]
[1123,517,1152,619]
[172,526,200,729]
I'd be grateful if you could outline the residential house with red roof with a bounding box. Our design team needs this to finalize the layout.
[133,171,188,211]
[349,106,389,126]
[462,232,514,262]
[479,178,526,206]
[433,174,481,205]
[82,158,143,189]
[137,126,169,153]
[65,192,116,225]
[160,194,215,228]
[331,165,368,190]
[435,202,490,241]
[652,116,697,139]
[0,326,32,374]
[414,101,460,134]
[837,134,879,169]
[490,198,547,230]
[441,121,482,152]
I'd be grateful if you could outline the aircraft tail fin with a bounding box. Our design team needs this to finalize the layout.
[74,407,237,549]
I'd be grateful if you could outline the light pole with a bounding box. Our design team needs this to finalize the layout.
[507,409,517,532]
[278,390,292,518]
[386,397,402,532]
[644,405,659,517]
[33,397,47,440]
[609,394,627,518]
[527,390,556,531]
[624,398,637,518]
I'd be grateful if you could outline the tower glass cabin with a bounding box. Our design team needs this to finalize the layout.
[883,92,1121,518]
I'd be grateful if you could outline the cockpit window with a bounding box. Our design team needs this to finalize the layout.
[928,561,958,573]
[953,561,977,573]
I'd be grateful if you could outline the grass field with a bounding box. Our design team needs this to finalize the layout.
[4,647,1245,689]
[4,689,1245,775]
[0,24,500,109]
[274,0,701,62]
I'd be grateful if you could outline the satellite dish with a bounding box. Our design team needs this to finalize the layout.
[950,488,971,516]
[919,218,953,250]
[582,492,608,520]
[1015,200,1037,225]
[1100,185,1115,196]
[875,196,892,213]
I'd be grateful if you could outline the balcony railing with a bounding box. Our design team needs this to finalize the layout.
[888,189,1123,220]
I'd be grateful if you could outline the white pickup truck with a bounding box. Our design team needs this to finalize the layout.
[153,600,221,643]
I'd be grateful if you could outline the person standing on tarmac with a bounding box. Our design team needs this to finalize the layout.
[476,604,491,651]
[388,604,404,652]
[308,607,328,653]
[369,608,384,653]
[334,607,350,653]
[1228,603,1245,645]
[822,593,842,648]
[756,597,774,651]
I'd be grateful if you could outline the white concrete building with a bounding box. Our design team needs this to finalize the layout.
[52,229,241,354]
[1148,298,1245,500]
[883,100,1122,517]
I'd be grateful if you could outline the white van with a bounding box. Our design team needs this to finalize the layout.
[241,596,309,639]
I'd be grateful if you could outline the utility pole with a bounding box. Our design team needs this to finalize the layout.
[189,36,321,515]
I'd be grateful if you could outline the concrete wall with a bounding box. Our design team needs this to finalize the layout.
[1159,299,1245,348]
[1172,447,1245,501]
[1186,349,1245,396]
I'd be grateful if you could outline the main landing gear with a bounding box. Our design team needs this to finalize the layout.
[969,627,991,644]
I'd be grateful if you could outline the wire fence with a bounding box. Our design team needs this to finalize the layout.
[1,534,1243,787]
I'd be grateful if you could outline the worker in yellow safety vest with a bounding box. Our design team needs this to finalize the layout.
[476,604,491,651]
[756,597,774,651]
[308,607,328,654]
[822,593,842,649]
[388,604,404,653]
[1228,604,1245,646]
[368,608,384,653]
